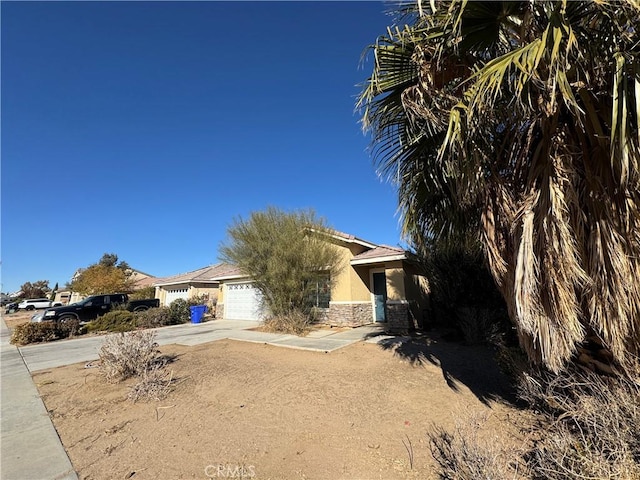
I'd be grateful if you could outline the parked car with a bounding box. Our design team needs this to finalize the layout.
[17,298,62,311]
[4,302,19,314]
[36,293,160,323]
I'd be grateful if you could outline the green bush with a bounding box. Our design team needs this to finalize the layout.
[168,299,191,324]
[88,310,136,333]
[135,307,173,329]
[10,321,84,345]
[167,297,209,324]
[128,286,156,301]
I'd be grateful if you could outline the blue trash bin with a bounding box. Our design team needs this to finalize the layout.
[189,305,207,324]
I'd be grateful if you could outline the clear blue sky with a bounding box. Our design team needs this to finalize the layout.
[1,1,403,294]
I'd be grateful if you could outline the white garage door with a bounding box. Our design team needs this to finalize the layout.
[225,282,264,321]
[165,288,189,306]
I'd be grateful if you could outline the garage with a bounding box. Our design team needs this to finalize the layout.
[224,282,265,321]
[165,287,189,306]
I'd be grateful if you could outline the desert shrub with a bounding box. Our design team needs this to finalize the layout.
[128,365,173,402]
[88,310,136,332]
[262,309,314,336]
[11,322,60,345]
[517,365,640,480]
[428,362,640,480]
[188,294,209,307]
[98,330,164,382]
[428,413,528,480]
[10,320,85,345]
[134,307,172,329]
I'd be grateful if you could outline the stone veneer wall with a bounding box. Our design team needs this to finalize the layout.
[326,302,373,327]
[386,302,416,333]
[217,299,418,331]
[312,307,330,324]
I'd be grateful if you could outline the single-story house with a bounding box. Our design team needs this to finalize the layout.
[130,270,157,290]
[211,230,429,331]
[57,268,157,305]
[54,290,73,305]
[153,263,238,307]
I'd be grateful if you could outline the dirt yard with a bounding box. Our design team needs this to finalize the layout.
[3,309,37,329]
[32,332,528,480]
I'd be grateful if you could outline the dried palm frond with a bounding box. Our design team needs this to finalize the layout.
[358,0,640,372]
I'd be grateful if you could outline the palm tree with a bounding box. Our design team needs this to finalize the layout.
[358,0,640,372]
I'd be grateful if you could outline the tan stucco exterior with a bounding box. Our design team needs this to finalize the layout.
[331,242,371,302]
[402,263,431,327]
[54,290,73,305]
[155,283,219,307]
[206,232,429,330]
[382,261,406,301]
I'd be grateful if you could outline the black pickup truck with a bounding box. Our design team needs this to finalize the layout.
[37,293,160,323]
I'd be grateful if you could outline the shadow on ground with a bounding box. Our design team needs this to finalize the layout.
[366,330,517,406]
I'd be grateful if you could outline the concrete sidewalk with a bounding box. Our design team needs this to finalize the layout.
[1,317,78,480]
[20,320,385,372]
[2,318,386,479]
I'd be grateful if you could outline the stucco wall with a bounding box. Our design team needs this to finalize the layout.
[402,264,431,329]
[54,291,72,305]
[332,243,370,302]
[155,283,218,307]
[190,283,219,305]
[384,261,406,301]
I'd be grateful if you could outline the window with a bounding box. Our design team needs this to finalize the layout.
[307,274,330,309]
[96,296,107,306]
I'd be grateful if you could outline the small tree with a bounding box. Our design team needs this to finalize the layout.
[70,254,135,295]
[20,280,50,299]
[220,207,343,321]
[128,286,156,301]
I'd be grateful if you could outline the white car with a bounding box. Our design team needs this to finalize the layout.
[18,298,61,311]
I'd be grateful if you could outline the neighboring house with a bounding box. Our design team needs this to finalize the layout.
[213,230,430,332]
[129,269,156,290]
[61,268,157,305]
[153,264,238,307]
[54,290,73,305]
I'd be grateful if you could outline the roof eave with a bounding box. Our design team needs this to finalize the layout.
[350,254,407,266]
[153,279,220,287]
[306,228,379,249]
[213,273,250,282]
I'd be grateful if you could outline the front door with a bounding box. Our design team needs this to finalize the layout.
[372,272,387,322]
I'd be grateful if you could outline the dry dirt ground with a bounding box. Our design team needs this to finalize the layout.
[26,326,529,480]
[3,309,38,329]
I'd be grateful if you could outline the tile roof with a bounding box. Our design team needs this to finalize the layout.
[153,263,237,286]
[134,276,157,288]
[210,264,245,279]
